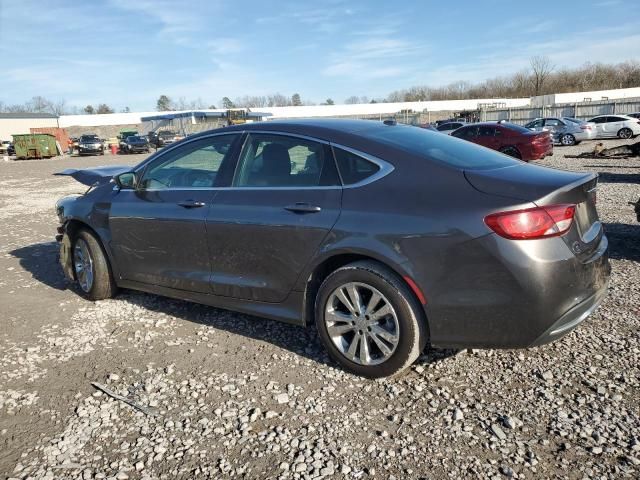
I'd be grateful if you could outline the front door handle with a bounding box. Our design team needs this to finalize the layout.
[284,203,322,214]
[178,200,206,209]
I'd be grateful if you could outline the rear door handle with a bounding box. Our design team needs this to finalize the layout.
[284,203,322,214]
[178,200,206,208]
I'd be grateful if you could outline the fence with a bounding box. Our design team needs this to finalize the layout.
[480,97,640,124]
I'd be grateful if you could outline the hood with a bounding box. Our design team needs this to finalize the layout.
[54,165,131,186]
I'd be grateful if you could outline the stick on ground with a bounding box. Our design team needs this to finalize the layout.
[91,382,159,416]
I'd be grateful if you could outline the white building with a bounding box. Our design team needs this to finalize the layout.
[0,113,59,141]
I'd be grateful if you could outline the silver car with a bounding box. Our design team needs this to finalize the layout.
[587,115,640,139]
[524,117,596,146]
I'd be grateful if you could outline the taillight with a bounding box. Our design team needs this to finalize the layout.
[484,204,576,240]
[580,125,592,130]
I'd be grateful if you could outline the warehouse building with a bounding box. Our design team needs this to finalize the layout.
[0,112,59,142]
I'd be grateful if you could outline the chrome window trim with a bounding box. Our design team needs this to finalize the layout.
[134,131,245,175]
[130,129,394,192]
[329,143,394,189]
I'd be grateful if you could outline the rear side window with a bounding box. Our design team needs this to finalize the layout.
[333,147,380,185]
[369,124,521,170]
[234,134,340,187]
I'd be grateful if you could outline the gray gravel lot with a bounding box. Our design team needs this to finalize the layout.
[0,141,639,479]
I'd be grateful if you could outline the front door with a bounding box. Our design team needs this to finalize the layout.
[206,133,342,302]
[109,133,240,292]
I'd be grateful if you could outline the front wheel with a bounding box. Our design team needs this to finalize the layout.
[72,229,117,301]
[315,261,427,378]
[560,133,576,146]
[618,128,633,139]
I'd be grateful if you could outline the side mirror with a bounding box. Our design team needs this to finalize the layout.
[115,172,137,190]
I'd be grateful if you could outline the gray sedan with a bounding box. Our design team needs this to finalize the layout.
[524,117,596,145]
[54,119,610,378]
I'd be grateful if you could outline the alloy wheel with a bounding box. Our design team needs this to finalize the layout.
[619,128,632,139]
[560,134,575,146]
[73,238,94,293]
[324,282,400,366]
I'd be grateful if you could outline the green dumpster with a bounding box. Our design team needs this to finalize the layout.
[12,133,58,160]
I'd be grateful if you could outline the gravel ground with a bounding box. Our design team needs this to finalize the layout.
[0,140,639,480]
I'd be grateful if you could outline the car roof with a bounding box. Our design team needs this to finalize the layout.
[186,118,398,141]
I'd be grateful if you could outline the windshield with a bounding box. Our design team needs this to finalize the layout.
[129,136,144,141]
[367,124,521,170]
[80,136,99,142]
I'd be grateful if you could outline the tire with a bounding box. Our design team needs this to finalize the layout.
[500,146,522,159]
[72,229,117,301]
[559,133,576,146]
[315,261,428,378]
[618,128,633,139]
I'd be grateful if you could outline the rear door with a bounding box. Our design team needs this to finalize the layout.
[590,116,607,137]
[109,133,240,292]
[205,132,342,302]
[475,125,500,150]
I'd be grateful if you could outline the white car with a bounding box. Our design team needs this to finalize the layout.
[587,115,640,139]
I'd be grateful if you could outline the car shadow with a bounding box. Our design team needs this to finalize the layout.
[9,241,457,374]
[117,291,458,372]
[9,241,70,291]
[604,222,640,262]
[596,172,640,184]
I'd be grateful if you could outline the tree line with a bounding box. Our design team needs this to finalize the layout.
[2,58,639,115]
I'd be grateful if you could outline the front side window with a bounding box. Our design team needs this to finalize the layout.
[333,147,381,185]
[139,134,237,189]
[233,134,339,187]
[544,118,563,127]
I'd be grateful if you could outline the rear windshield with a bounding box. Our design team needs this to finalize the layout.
[501,123,531,134]
[365,125,521,170]
[564,117,582,124]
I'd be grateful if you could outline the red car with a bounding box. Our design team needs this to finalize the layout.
[452,122,553,161]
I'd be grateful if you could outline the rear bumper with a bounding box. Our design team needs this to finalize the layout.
[425,232,610,350]
[529,282,608,346]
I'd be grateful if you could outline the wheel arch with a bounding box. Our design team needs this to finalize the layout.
[63,219,119,280]
[301,251,430,339]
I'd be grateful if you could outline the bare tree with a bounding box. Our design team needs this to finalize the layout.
[530,55,554,96]
[28,96,51,113]
[267,94,292,107]
[50,99,67,116]
[344,96,360,104]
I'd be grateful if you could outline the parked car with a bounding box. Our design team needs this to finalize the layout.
[77,134,104,156]
[436,121,467,135]
[54,119,609,378]
[120,135,150,154]
[452,121,553,161]
[524,117,596,146]
[587,115,640,139]
[148,130,181,148]
[0,140,15,155]
[626,112,640,120]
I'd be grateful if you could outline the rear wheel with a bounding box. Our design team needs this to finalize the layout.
[315,261,427,378]
[500,146,522,159]
[618,128,633,139]
[560,133,576,146]
[72,229,117,301]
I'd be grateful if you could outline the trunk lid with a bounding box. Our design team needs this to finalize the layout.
[466,163,601,257]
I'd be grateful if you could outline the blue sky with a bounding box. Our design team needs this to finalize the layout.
[1,0,639,111]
